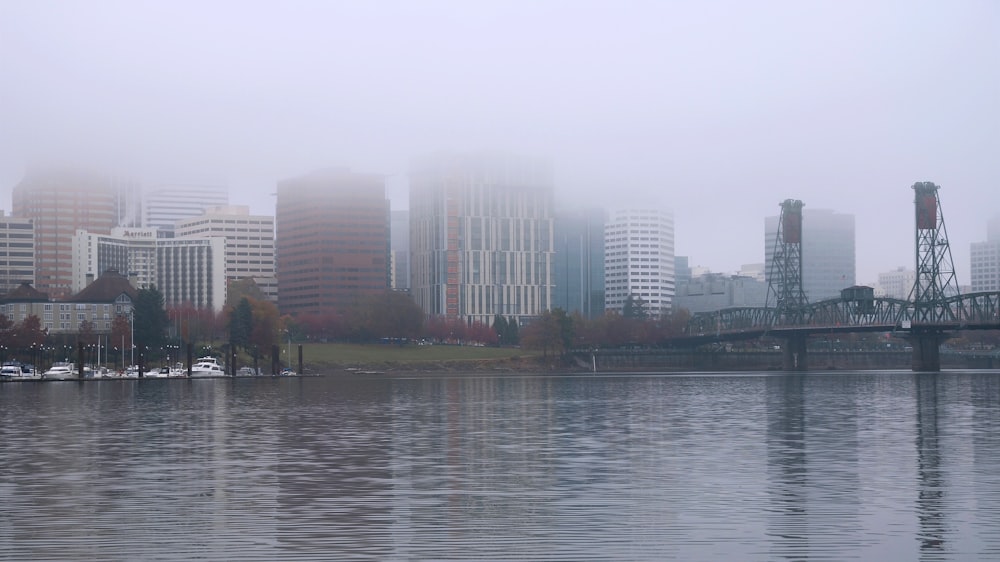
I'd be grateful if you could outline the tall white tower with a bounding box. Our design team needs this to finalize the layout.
[603,208,675,317]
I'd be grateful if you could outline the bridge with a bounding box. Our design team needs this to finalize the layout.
[678,183,1000,371]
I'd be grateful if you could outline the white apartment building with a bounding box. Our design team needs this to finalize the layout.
[175,206,277,301]
[876,266,916,300]
[604,208,675,317]
[410,153,554,325]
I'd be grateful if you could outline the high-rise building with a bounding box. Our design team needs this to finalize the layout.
[876,266,916,299]
[765,208,855,302]
[111,175,143,228]
[0,212,35,295]
[674,256,692,289]
[12,167,118,298]
[155,237,227,311]
[553,207,605,317]
[390,210,410,291]
[604,208,675,317]
[275,168,390,316]
[71,227,158,293]
[175,206,277,302]
[143,181,229,237]
[70,227,227,311]
[970,215,1000,292]
[409,153,554,325]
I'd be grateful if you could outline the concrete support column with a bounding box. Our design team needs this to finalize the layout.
[782,334,808,371]
[909,331,947,372]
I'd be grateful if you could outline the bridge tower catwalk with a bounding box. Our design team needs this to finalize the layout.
[909,182,960,371]
[766,199,808,370]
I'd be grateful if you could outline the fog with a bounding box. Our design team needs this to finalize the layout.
[1,1,998,284]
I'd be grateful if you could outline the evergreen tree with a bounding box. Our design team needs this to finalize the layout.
[133,286,170,359]
[493,315,508,344]
[229,297,254,352]
[551,307,575,352]
[506,316,519,345]
[622,294,648,319]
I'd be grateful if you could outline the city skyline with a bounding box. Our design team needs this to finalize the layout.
[1,2,997,286]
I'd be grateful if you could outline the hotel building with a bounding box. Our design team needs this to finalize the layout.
[70,227,226,311]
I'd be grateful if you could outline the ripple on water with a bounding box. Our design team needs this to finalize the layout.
[3,371,1000,559]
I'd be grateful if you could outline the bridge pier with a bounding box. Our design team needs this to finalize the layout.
[908,330,949,372]
[782,334,808,371]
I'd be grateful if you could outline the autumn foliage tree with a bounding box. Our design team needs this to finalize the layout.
[520,308,574,359]
[345,291,424,342]
[3,315,47,361]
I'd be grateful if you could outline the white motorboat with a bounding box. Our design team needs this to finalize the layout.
[42,363,78,380]
[1,362,40,380]
[145,366,172,378]
[1,364,30,380]
[191,357,226,377]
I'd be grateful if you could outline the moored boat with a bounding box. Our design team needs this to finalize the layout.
[42,363,78,380]
[191,356,226,377]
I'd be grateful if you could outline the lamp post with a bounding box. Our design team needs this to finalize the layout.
[129,309,135,368]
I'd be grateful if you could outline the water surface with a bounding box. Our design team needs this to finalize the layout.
[2,370,1000,560]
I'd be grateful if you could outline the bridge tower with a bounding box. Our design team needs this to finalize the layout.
[766,199,808,370]
[908,182,960,371]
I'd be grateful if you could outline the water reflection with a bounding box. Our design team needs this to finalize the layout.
[2,371,1000,560]
[915,373,945,556]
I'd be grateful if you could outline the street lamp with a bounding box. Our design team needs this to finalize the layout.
[129,309,135,368]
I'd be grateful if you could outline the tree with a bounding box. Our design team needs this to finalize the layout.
[110,314,133,366]
[344,291,424,342]
[133,286,170,359]
[467,320,499,345]
[551,308,574,352]
[8,315,47,351]
[226,278,268,307]
[622,294,648,320]
[493,315,508,343]
[295,309,345,342]
[248,298,281,352]
[520,311,564,359]
[228,297,254,352]
[506,316,519,345]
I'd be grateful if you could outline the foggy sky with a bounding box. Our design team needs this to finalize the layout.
[1,1,998,285]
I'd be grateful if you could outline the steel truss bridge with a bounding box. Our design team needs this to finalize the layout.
[684,291,1000,340]
[675,184,999,371]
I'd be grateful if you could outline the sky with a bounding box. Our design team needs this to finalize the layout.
[1,0,998,284]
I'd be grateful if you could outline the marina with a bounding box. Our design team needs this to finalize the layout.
[1,359,303,381]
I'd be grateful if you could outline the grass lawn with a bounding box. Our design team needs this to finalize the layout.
[290,342,536,368]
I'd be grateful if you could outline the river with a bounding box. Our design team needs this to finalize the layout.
[2,370,1000,560]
